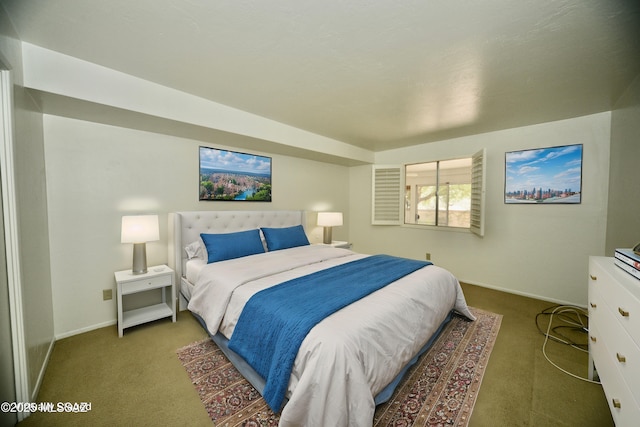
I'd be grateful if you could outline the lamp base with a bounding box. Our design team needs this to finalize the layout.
[322,227,333,245]
[131,243,148,275]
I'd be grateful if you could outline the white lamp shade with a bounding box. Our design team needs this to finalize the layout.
[121,215,160,243]
[317,212,343,227]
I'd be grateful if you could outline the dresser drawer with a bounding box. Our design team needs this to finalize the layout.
[589,293,640,406]
[120,273,172,295]
[590,323,640,426]
[589,259,640,347]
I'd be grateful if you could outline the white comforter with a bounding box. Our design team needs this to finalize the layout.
[187,245,474,427]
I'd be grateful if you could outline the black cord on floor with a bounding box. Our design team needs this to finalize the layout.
[536,304,600,384]
[535,304,589,351]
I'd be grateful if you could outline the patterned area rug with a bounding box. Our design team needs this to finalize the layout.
[177,307,501,426]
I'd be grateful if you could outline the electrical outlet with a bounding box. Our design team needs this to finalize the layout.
[103,289,113,300]
[425,253,431,261]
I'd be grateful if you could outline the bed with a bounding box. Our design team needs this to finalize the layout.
[168,210,474,427]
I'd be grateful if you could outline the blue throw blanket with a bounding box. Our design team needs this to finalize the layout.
[228,254,432,412]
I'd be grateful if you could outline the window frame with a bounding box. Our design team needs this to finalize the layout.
[405,156,473,230]
[371,149,485,236]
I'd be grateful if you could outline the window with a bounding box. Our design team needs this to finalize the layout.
[405,158,472,227]
[372,149,485,236]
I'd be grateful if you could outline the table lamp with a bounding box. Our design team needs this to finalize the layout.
[317,212,343,244]
[121,214,159,274]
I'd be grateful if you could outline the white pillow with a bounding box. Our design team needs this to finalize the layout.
[185,240,205,260]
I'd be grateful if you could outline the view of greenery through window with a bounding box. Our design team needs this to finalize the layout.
[405,158,472,228]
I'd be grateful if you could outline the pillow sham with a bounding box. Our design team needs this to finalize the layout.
[261,225,310,251]
[185,240,205,260]
[200,229,265,263]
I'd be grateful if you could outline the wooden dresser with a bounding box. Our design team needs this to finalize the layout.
[588,256,640,426]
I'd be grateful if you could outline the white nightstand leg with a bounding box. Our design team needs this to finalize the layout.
[117,282,123,337]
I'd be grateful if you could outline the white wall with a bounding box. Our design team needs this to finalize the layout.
[606,72,640,254]
[349,112,611,306]
[43,115,350,338]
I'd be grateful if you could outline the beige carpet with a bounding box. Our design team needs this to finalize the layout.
[177,307,501,426]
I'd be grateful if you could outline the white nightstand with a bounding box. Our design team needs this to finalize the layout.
[114,265,175,337]
[318,241,352,249]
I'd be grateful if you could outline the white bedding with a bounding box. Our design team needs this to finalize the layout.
[185,258,206,285]
[187,245,474,427]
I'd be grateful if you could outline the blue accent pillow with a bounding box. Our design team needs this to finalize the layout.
[200,229,265,263]
[261,225,310,251]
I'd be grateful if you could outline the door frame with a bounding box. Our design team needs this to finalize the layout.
[1,68,30,421]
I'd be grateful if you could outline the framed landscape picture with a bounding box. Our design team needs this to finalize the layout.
[199,146,272,201]
[505,144,583,204]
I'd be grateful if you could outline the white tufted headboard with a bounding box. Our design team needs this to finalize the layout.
[168,210,307,285]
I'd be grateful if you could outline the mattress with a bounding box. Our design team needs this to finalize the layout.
[185,258,206,285]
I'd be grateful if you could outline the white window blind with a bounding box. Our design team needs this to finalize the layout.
[470,148,486,237]
[371,165,403,225]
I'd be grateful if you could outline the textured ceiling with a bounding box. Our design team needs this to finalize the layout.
[3,0,640,151]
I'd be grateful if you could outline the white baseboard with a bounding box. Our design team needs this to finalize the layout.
[459,278,586,309]
[31,337,55,401]
[54,319,117,340]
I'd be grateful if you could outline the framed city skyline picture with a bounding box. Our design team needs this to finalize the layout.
[505,144,583,204]
[199,146,272,202]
